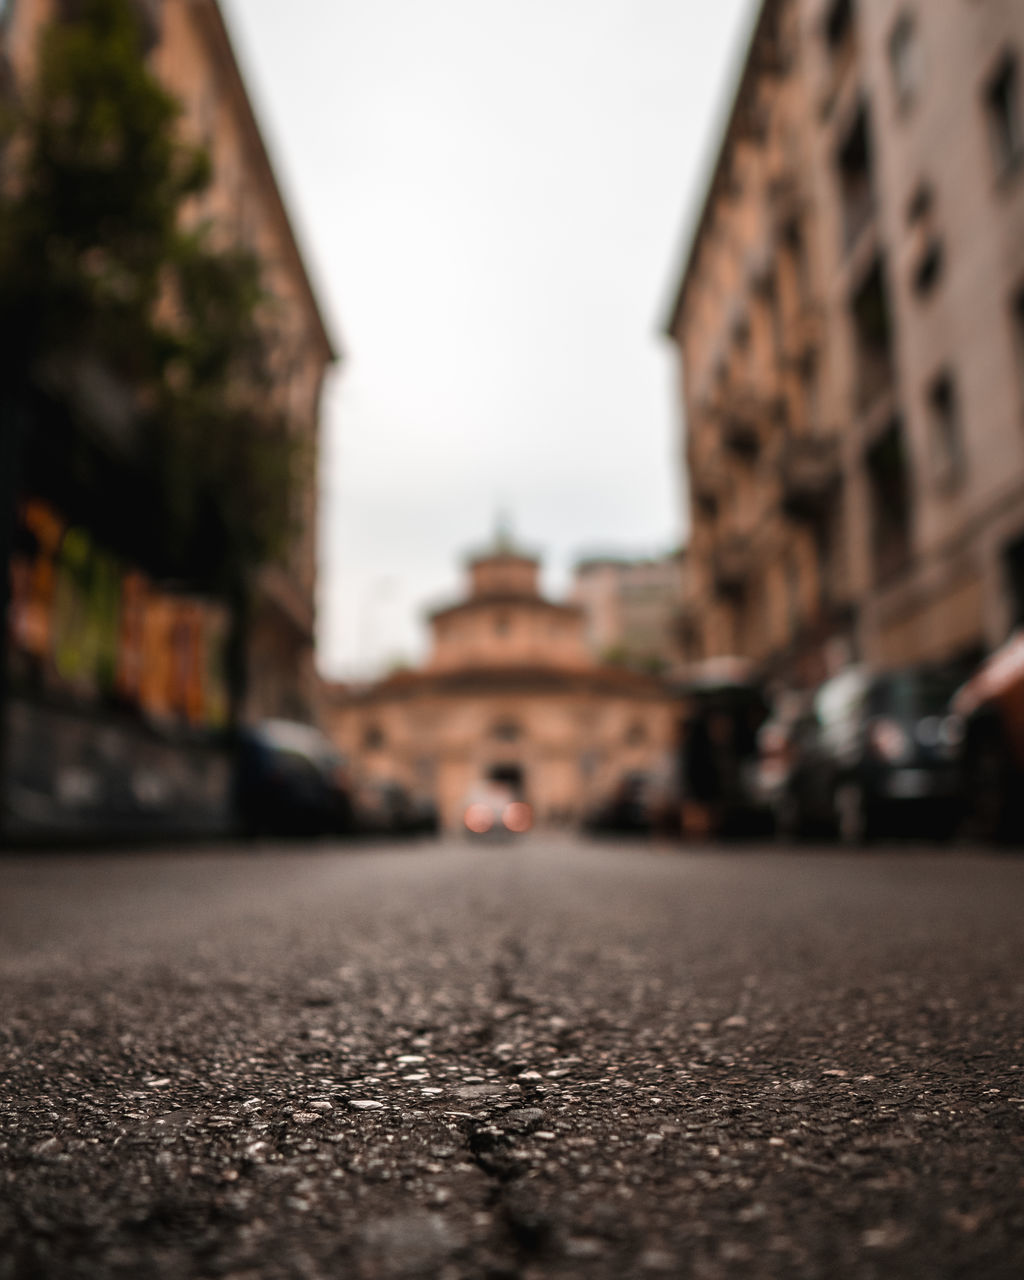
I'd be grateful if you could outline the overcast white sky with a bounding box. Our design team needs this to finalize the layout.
[220,0,758,679]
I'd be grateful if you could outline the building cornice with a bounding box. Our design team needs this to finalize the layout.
[428,594,584,624]
[193,0,340,363]
[342,663,673,705]
[660,0,775,341]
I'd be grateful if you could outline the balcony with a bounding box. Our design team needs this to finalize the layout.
[722,410,760,458]
[712,533,753,598]
[784,299,825,367]
[767,168,806,231]
[780,434,842,520]
[721,385,786,457]
[690,455,725,517]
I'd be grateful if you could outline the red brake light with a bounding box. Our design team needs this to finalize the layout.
[502,802,533,833]
[464,803,494,834]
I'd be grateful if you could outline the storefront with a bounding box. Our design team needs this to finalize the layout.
[3,498,235,840]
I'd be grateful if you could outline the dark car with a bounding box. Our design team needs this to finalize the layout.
[584,771,657,836]
[676,660,772,838]
[781,665,965,842]
[953,630,1024,841]
[235,719,353,837]
[354,778,439,837]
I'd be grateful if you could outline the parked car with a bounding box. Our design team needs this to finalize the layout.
[780,665,965,842]
[953,630,1024,841]
[676,660,772,837]
[584,771,657,836]
[753,688,817,835]
[235,720,353,837]
[353,778,439,836]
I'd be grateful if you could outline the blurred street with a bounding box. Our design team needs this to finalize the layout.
[2,837,1023,1279]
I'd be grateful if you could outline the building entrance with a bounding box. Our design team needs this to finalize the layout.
[488,762,525,799]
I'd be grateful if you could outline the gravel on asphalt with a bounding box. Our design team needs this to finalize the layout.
[1,838,1023,1279]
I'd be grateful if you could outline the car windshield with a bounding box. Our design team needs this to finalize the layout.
[868,672,958,718]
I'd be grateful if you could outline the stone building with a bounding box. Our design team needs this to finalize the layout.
[2,0,336,722]
[664,0,1024,685]
[153,0,336,721]
[571,551,686,672]
[325,535,678,832]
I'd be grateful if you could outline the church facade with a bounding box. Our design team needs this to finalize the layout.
[326,537,679,831]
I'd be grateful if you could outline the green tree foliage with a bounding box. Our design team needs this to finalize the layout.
[0,0,296,586]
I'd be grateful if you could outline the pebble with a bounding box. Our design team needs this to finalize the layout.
[348,1100,384,1111]
[502,1107,546,1132]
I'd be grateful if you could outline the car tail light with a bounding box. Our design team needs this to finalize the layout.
[464,803,494,834]
[869,718,911,763]
[502,801,533,833]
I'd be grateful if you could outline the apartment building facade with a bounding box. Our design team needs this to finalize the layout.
[666,0,1024,686]
[2,0,336,722]
[1,0,335,837]
[154,0,337,721]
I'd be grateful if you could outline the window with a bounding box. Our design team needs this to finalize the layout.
[783,220,811,304]
[926,372,965,491]
[986,53,1024,179]
[837,107,876,252]
[825,0,854,56]
[889,14,922,109]
[800,357,821,433]
[1011,286,1024,404]
[906,182,943,296]
[865,422,913,582]
[850,258,896,413]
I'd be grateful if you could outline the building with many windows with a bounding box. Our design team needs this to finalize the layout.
[665,0,1024,686]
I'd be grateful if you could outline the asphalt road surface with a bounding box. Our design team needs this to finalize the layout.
[2,836,1023,1280]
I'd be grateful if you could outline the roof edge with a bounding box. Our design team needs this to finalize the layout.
[660,0,772,341]
[202,0,341,363]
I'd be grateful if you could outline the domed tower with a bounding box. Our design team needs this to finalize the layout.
[428,526,591,672]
